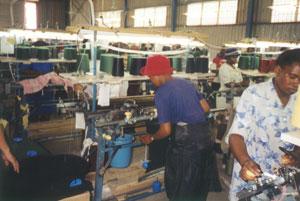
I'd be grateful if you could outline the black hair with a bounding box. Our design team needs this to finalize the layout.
[276,48,300,69]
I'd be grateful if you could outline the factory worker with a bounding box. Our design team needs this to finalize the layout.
[139,55,221,201]
[0,119,19,173]
[218,48,245,91]
[227,48,300,201]
[211,48,226,91]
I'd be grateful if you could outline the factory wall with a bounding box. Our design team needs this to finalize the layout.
[37,0,69,30]
[0,0,299,50]
[68,0,299,48]
[0,0,24,28]
[254,0,300,42]
[0,0,68,29]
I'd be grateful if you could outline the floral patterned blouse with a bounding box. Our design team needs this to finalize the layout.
[226,78,299,201]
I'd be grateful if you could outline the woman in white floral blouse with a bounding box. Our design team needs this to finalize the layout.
[227,48,300,201]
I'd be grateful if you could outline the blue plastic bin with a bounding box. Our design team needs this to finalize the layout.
[110,134,133,168]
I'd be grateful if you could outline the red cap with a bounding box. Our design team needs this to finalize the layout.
[140,55,173,76]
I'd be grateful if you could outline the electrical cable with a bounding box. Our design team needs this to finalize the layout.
[8,62,16,82]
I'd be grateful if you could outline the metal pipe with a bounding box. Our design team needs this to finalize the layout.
[87,0,95,26]
[126,188,166,201]
[87,0,97,110]
[95,115,156,128]
[245,0,256,38]
[94,129,105,201]
[35,132,82,143]
[171,0,178,32]
[86,1,104,201]
[10,0,19,27]
[124,0,129,28]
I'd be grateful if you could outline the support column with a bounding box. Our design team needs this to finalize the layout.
[245,0,256,38]
[124,0,129,28]
[171,0,178,32]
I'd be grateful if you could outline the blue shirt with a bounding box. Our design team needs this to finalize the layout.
[154,78,206,124]
[225,79,299,201]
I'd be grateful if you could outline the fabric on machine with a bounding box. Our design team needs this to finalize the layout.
[18,72,74,95]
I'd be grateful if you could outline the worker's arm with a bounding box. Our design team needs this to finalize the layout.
[241,79,250,87]
[229,134,262,181]
[225,82,239,88]
[225,80,249,88]
[200,99,210,113]
[139,122,171,144]
[0,125,10,153]
[0,126,19,173]
[224,75,249,89]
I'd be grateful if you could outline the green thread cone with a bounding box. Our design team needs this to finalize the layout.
[64,48,77,60]
[100,54,115,74]
[37,47,49,60]
[169,56,182,72]
[15,46,31,60]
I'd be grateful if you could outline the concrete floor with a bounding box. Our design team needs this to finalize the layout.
[125,154,230,201]
[39,132,231,201]
[139,187,229,201]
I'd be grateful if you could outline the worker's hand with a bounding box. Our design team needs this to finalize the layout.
[139,135,153,145]
[2,150,19,174]
[239,159,262,181]
[281,154,296,166]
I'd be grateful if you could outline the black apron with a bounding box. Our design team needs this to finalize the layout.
[165,122,222,201]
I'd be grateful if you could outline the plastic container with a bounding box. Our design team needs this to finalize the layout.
[110,134,133,168]
[152,180,162,193]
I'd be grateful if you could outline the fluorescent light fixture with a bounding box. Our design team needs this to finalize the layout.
[0,31,9,37]
[224,42,255,48]
[236,43,256,48]
[8,29,79,41]
[79,29,205,47]
[225,40,299,49]
[255,41,273,48]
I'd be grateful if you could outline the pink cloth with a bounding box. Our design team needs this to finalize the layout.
[19,72,74,95]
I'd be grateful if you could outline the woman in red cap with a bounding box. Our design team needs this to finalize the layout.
[140,55,221,201]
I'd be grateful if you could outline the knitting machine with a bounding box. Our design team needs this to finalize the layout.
[85,100,157,139]
[237,166,300,201]
[81,100,157,155]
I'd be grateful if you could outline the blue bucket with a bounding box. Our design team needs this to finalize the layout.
[110,134,133,168]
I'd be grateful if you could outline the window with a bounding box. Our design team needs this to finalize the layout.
[186,3,202,26]
[186,0,238,26]
[24,2,37,29]
[202,1,219,25]
[134,6,167,27]
[97,10,122,28]
[271,0,299,23]
[218,0,238,24]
